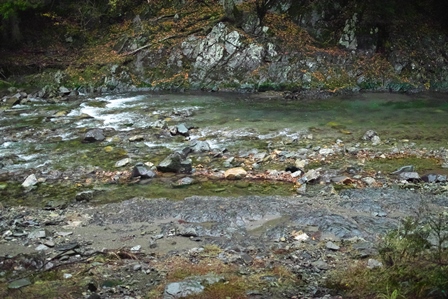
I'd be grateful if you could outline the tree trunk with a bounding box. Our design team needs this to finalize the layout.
[223,0,237,22]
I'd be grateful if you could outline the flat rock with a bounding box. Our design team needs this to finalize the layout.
[115,157,131,167]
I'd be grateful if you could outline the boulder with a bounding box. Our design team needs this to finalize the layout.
[224,167,247,180]
[157,153,192,173]
[132,163,156,178]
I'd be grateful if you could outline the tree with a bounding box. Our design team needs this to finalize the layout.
[254,0,278,25]
[0,0,50,44]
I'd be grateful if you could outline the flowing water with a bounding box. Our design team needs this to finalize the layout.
[1,91,447,205]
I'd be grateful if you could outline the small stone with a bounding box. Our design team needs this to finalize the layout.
[129,135,144,142]
[362,130,378,141]
[28,229,48,239]
[133,264,142,271]
[173,177,195,187]
[75,190,94,202]
[42,240,54,248]
[59,86,71,94]
[22,174,38,188]
[131,245,141,252]
[55,231,73,237]
[132,163,156,178]
[319,148,334,155]
[176,123,189,136]
[371,135,381,145]
[362,177,376,185]
[312,260,329,270]
[399,172,420,181]
[325,241,340,251]
[367,258,383,269]
[115,157,131,167]
[63,273,73,279]
[35,244,50,251]
[53,110,67,117]
[301,169,320,184]
[8,278,31,289]
[84,128,105,142]
[295,159,307,169]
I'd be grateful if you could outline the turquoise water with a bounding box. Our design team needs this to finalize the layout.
[1,91,447,173]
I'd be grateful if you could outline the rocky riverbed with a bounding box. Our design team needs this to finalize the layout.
[1,90,448,298]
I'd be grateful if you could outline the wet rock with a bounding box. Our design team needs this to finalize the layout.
[224,167,247,180]
[152,119,168,129]
[83,128,105,142]
[189,139,211,153]
[53,110,68,117]
[157,153,192,173]
[22,174,38,188]
[132,163,156,178]
[171,123,190,136]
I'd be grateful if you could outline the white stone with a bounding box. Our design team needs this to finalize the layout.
[22,174,37,188]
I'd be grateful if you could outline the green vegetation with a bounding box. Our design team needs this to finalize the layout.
[327,212,448,298]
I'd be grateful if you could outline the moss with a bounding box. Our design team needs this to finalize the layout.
[364,156,442,175]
